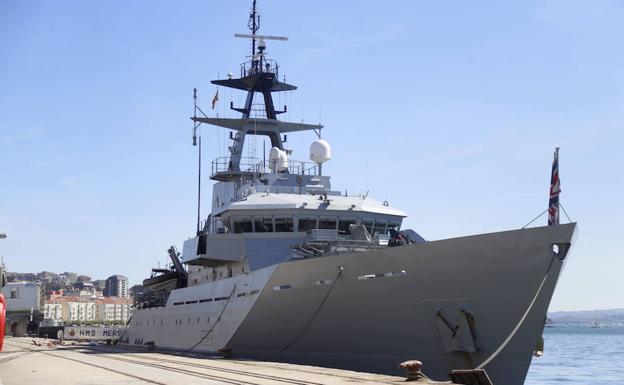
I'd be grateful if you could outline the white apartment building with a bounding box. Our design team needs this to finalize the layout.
[44,296,132,323]
[66,301,98,322]
[104,275,129,298]
[97,299,132,322]
[43,302,63,321]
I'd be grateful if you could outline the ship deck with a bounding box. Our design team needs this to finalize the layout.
[0,337,450,385]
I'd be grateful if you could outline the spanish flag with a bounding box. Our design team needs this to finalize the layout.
[211,90,219,110]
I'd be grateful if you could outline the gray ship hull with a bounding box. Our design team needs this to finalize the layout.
[227,223,577,385]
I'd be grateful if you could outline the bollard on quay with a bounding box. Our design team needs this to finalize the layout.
[399,360,423,381]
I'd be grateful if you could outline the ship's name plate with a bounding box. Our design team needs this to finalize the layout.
[62,326,125,340]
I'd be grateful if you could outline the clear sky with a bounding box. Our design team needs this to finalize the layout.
[1,0,622,311]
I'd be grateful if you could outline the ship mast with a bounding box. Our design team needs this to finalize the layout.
[191,1,322,181]
[249,0,259,74]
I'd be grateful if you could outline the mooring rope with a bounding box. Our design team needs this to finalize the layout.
[476,255,556,369]
[279,266,344,352]
[187,284,237,352]
[116,313,133,346]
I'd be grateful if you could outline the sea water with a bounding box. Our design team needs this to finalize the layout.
[525,326,624,384]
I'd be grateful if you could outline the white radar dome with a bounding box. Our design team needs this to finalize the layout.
[309,139,331,164]
[269,147,288,172]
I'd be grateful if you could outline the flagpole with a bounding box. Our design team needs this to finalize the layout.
[197,135,202,235]
[548,147,561,226]
[193,88,202,235]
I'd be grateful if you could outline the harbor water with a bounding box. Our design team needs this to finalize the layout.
[525,325,624,384]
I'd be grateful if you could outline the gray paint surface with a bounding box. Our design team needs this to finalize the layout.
[227,223,577,385]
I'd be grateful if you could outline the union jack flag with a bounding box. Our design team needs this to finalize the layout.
[548,147,561,226]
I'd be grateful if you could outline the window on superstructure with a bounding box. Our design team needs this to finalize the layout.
[362,219,374,233]
[338,219,357,234]
[233,218,253,233]
[298,217,317,232]
[275,217,294,232]
[214,217,227,234]
[388,221,402,232]
[318,218,337,230]
[254,218,274,232]
[372,219,388,235]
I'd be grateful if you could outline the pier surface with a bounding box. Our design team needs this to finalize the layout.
[0,337,444,385]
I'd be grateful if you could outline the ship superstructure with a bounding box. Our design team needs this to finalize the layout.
[125,3,577,385]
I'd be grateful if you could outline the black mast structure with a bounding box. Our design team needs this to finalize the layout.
[191,0,322,182]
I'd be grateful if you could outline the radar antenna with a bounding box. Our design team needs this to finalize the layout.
[191,0,321,180]
[235,0,288,74]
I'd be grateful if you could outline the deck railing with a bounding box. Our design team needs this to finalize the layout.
[211,157,318,176]
[239,59,279,78]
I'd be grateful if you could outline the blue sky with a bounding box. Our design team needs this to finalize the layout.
[1,0,622,311]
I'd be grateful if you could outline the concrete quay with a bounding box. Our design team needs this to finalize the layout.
[0,337,449,385]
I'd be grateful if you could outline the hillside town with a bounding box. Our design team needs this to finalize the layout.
[1,268,139,337]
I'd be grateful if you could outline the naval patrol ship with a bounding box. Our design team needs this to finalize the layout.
[125,3,577,384]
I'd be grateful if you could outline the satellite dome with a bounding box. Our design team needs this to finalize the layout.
[269,147,288,172]
[309,139,331,164]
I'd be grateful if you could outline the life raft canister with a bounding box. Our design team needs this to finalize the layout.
[0,293,6,351]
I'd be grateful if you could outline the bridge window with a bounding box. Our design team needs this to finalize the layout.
[254,218,274,232]
[388,221,402,232]
[275,217,294,232]
[233,218,252,233]
[338,219,357,234]
[372,219,388,235]
[318,218,337,230]
[298,217,317,232]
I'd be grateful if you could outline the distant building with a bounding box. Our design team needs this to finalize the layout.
[74,281,96,295]
[5,272,36,282]
[67,301,98,322]
[2,282,42,311]
[2,282,44,336]
[63,289,97,300]
[45,297,97,322]
[62,272,78,284]
[61,289,81,297]
[57,273,75,286]
[104,275,129,298]
[36,271,57,283]
[44,296,132,323]
[47,289,64,299]
[97,297,132,322]
[43,302,63,321]
[76,275,91,283]
[92,279,106,291]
